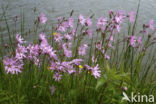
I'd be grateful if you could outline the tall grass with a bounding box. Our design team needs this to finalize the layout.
[0,0,156,104]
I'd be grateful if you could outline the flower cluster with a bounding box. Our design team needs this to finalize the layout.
[127,36,142,48]
[3,57,23,74]
[2,13,99,81]
[3,10,156,82]
[84,64,101,79]
[50,59,83,81]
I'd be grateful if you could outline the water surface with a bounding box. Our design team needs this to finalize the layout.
[0,0,156,39]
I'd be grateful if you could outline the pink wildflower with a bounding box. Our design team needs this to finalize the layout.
[68,70,76,74]
[97,17,107,30]
[91,64,101,79]
[3,57,23,74]
[149,20,154,30]
[78,14,86,26]
[137,37,142,44]
[105,54,110,60]
[39,33,57,60]
[86,18,92,27]
[108,43,114,48]
[70,59,83,65]
[62,43,72,58]
[116,24,121,32]
[54,32,63,42]
[68,17,74,28]
[110,35,114,41]
[78,44,88,56]
[16,34,25,44]
[39,12,47,24]
[15,44,27,60]
[129,36,137,47]
[92,55,97,63]
[57,23,66,32]
[96,41,102,50]
[64,33,73,40]
[115,10,125,24]
[128,11,135,23]
[27,44,39,60]
[88,29,93,38]
[53,73,62,81]
[145,29,149,35]
[85,64,101,79]
[57,17,62,22]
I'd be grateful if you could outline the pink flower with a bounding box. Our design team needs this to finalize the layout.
[27,44,39,59]
[110,35,114,42]
[108,43,113,48]
[64,49,72,58]
[39,33,48,44]
[88,29,93,38]
[57,23,66,32]
[3,57,23,74]
[53,73,62,81]
[27,45,40,66]
[68,17,73,28]
[91,64,101,79]
[105,54,110,60]
[92,55,97,63]
[39,12,47,24]
[56,62,66,72]
[16,34,25,44]
[102,49,105,54]
[145,29,149,35]
[70,59,83,65]
[149,20,154,30]
[97,17,107,30]
[54,33,63,42]
[15,44,27,60]
[129,36,137,47]
[116,24,121,32]
[115,10,125,24]
[39,33,57,60]
[57,17,62,22]
[56,19,73,32]
[96,41,102,50]
[137,37,142,44]
[62,43,72,58]
[109,10,113,18]
[78,14,86,26]
[72,29,77,36]
[128,36,142,47]
[68,70,76,74]
[64,33,73,40]
[128,11,135,23]
[114,10,125,32]
[50,61,57,71]
[85,64,101,79]
[78,14,92,27]
[78,44,88,56]
[86,18,92,27]
[40,45,57,59]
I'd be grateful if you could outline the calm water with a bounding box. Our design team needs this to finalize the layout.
[0,0,156,39]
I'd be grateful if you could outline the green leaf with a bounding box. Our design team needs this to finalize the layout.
[96,79,106,90]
